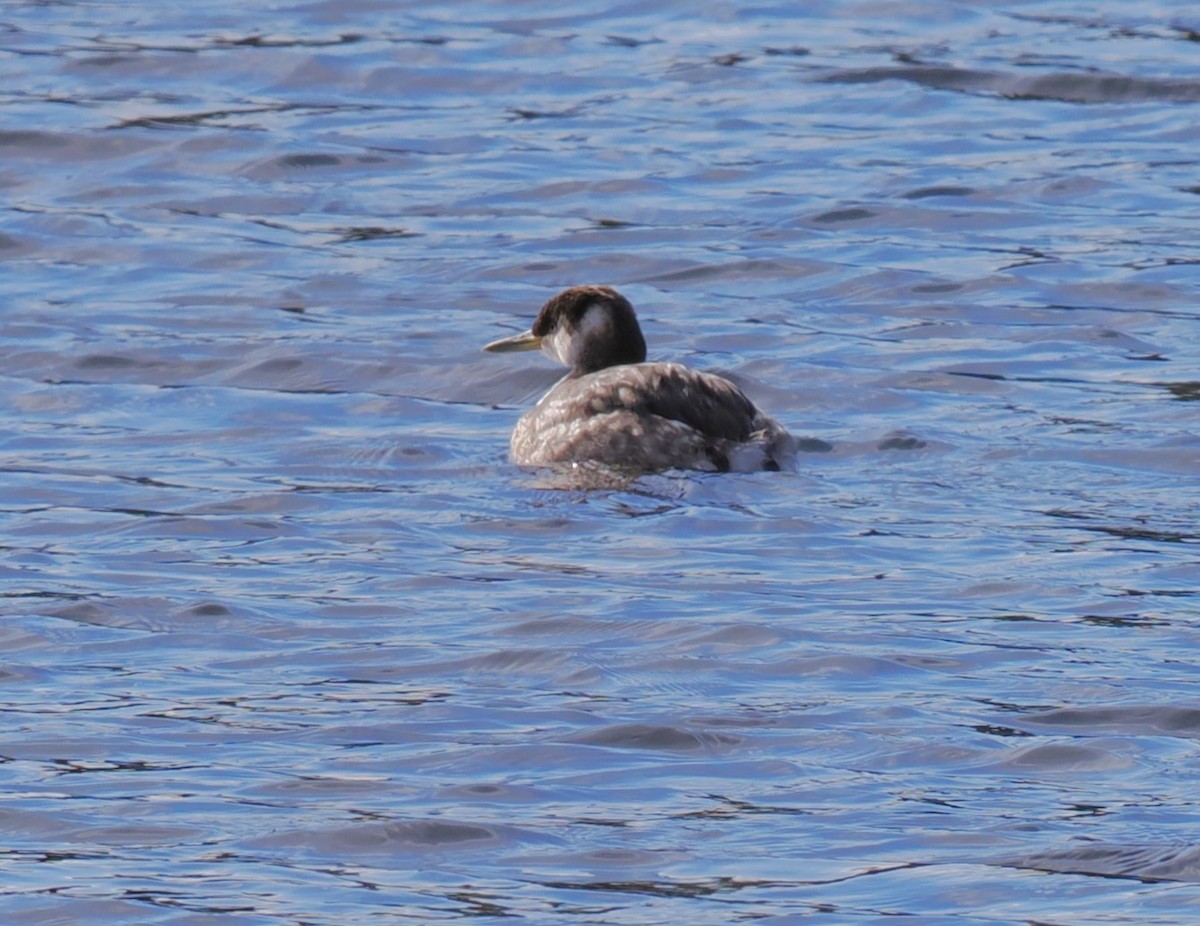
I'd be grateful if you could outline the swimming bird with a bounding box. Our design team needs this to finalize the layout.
[483,285,795,473]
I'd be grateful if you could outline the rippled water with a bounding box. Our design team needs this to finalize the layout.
[3,1,1199,923]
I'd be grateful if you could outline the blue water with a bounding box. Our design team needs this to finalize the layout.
[3,2,1199,923]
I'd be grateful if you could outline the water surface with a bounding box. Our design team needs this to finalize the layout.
[2,1,1199,923]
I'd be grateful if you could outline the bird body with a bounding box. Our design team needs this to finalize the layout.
[484,286,794,473]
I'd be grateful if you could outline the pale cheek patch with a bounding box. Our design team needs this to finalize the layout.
[537,303,618,369]
[542,327,573,367]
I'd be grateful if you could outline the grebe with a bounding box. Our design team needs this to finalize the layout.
[483,285,795,473]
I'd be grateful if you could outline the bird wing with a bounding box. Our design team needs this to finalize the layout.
[580,363,758,443]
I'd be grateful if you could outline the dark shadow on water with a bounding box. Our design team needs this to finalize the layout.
[820,65,1200,104]
[1003,843,1200,884]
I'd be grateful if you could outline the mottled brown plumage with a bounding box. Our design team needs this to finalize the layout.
[484,285,794,473]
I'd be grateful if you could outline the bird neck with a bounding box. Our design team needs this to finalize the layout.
[566,303,646,375]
